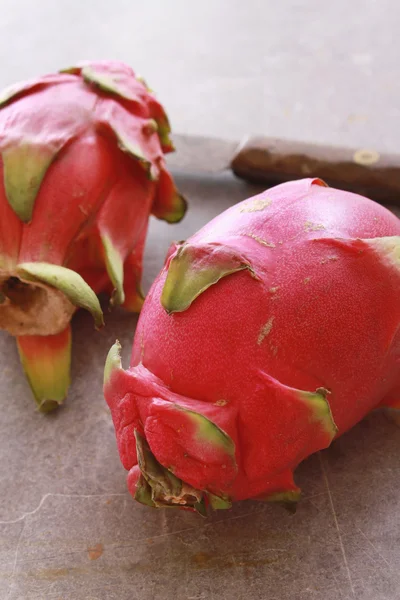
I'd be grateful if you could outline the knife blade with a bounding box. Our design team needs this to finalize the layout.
[167,133,400,206]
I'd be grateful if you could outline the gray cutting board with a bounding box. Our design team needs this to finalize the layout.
[1,173,399,600]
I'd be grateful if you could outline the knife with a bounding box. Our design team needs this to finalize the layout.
[167,134,400,206]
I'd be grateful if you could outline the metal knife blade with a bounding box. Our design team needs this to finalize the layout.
[167,133,400,206]
[166,133,243,173]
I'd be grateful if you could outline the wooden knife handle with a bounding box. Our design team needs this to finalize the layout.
[231,137,400,205]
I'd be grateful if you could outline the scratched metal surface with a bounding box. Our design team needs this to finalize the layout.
[0,1,400,599]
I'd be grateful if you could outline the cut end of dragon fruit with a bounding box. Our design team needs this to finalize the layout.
[104,341,238,514]
[0,263,103,337]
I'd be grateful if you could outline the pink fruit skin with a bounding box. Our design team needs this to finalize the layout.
[105,178,400,509]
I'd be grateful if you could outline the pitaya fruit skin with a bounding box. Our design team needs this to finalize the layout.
[104,178,400,514]
[0,60,186,411]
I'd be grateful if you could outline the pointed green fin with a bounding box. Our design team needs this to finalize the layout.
[120,248,145,314]
[152,189,187,224]
[146,96,174,151]
[114,131,154,178]
[317,236,400,273]
[255,468,301,513]
[155,115,173,151]
[95,108,156,180]
[298,387,338,440]
[365,236,400,270]
[263,489,302,514]
[173,404,236,459]
[17,262,104,328]
[193,500,208,517]
[17,325,71,412]
[77,63,149,105]
[207,492,232,510]
[0,75,69,108]
[151,168,187,224]
[0,81,33,107]
[81,65,136,101]
[2,145,55,222]
[104,340,122,386]
[161,243,256,313]
[100,234,125,306]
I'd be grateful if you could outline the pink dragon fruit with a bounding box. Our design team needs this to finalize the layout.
[104,178,400,514]
[0,60,185,411]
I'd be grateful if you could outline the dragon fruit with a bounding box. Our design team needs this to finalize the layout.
[104,178,400,514]
[0,60,185,411]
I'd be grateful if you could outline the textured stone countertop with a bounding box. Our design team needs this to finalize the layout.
[0,2,399,599]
